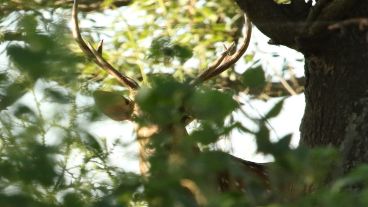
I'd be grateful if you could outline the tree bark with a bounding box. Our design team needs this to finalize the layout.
[301,19,368,173]
[235,0,368,174]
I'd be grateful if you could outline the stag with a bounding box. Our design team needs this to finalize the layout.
[71,0,270,201]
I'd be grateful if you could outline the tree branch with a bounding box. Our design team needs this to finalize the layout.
[234,0,311,48]
[303,0,358,37]
[222,77,305,98]
[0,0,132,16]
[0,31,26,43]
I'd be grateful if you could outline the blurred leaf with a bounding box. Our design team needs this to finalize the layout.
[271,134,292,158]
[188,89,237,122]
[0,80,31,111]
[0,143,59,187]
[0,194,50,207]
[190,123,219,145]
[264,99,285,120]
[44,88,70,104]
[172,44,193,63]
[148,36,192,63]
[7,44,49,80]
[149,36,172,59]
[80,131,103,153]
[255,124,272,154]
[63,193,86,207]
[241,66,266,89]
[136,76,192,125]
[17,14,38,34]
[0,72,7,84]
[13,104,35,118]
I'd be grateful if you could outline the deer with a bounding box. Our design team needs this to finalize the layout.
[71,0,271,203]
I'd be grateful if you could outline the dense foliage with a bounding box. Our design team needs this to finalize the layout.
[1,0,368,206]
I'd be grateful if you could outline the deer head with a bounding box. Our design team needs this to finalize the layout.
[70,0,268,200]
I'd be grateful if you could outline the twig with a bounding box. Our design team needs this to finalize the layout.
[71,0,139,90]
[269,63,298,96]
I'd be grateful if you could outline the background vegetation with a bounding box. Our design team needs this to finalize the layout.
[1,0,368,206]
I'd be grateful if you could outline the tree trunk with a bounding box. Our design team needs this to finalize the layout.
[301,23,368,174]
[235,0,368,174]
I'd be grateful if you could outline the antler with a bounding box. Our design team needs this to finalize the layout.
[71,0,139,90]
[191,14,252,85]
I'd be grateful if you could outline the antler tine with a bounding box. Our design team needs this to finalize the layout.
[191,14,252,86]
[193,42,236,84]
[71,0,139,90]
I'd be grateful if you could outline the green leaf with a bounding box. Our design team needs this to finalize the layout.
[136,76,192,125]
[190,123,219,145]
[80,131,103,153]
[0,72,7,84]
[63,193,86,207]
[241,66,266,89]
[14,144,58,187]
[0,194,49,207]
[172,44,193,63]
[148,36,192,63]
[244,54,254,62]
[255,124,271,154]
[271,134,292,158]
[188,89,237,122]
[0,80,31,111]
[149,36,172,59]
[7,44,48,80]
[44,88,70,104]
[93,90,134,121]
[264,99,285,120]
[13,104,35,118]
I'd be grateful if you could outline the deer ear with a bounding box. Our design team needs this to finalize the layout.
[93,90,134,121]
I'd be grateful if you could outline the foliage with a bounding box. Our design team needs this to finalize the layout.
[0,0,367,207]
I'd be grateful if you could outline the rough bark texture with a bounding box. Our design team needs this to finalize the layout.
[302,17,368,173]
[235,0,368,174]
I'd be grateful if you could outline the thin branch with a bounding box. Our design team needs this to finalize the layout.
[191,14,252,85]
[71,0,139,90]
[270,64,298,96]
[328,18,368,31]
[222,77,305,98]
[277,76,298,96]
[303,0,359,37]
[0,0,132,16]
[0,31,26,43]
